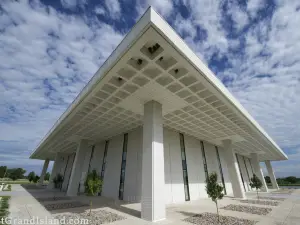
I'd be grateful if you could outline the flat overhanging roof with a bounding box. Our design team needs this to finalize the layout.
[30,7,287,162]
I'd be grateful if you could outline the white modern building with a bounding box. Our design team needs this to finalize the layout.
[31,7,287,222]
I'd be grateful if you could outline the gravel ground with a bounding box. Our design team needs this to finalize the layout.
[259,197,286,201]
[44,201,88,211]
[183,212,256,225]
[37,196,71,202]
[240,199,279,206]
[222,204,272,215]
[55,210,125,224]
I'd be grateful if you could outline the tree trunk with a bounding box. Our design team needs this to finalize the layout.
[215,201,220,223]
[89,200,92,215]
[256,189,259,200]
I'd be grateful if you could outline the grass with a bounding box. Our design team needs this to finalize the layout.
[0,180,49,185]
[2,185,11,192]
[0,196,10,225]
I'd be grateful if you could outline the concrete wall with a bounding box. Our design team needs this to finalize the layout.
[184,135,207,199]
[101,133,124,199]
[64,127,251,201]
[164,129,185,204]
[237,154,251,191]
[123,128,143,202]
[217,148,233,196]
[61,153,75,191]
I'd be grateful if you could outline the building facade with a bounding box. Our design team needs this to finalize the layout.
[33,7,286,222]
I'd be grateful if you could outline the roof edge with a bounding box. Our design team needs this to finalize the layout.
[148,8,287,160]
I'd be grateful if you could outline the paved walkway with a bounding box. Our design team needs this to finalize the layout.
[1,184,300,224]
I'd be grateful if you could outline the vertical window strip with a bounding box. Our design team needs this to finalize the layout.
[119,133,128,200]
[61,155,70,190]
[200,141,208,180]
[180,133,190,201]
[248,158,254,174]
[235,153,246,192]
[99,140,109,196]
[87,145,95,173]
[66,153,76,191]
[243,156,251,191]
[215,146,227,195]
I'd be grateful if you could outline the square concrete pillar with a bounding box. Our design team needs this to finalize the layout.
[141,101,166,222]
[39,159,49,185]
[67,140,89,196]
[265,160,279,189]
[223,140,246,199]
[250,153,268,192]
[47,154,61,189]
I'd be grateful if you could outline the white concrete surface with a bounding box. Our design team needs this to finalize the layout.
[67,140,89,196]
[141,100,166,221]
[265,160,279,189]
[250,153,269,192]
[223,140,246,199]
[39,159,49,184]
[102,134,124,199]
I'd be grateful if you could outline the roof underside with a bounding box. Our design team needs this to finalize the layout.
[30,8,287,162]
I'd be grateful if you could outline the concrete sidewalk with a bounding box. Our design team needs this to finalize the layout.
[4,184,300,225]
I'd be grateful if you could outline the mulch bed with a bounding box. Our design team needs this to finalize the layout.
[240,199,279,206]
[183,212,257,225]
[259,196,286,201]
[44,201,88,211]
[55,210,125,224]
[37,196,71,202]
[222,204,272,215]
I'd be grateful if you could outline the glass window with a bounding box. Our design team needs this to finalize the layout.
[98,140,109,196]
[118,133,128,200]
[215,146,227,195]
[201,141,208,180]
[236,153,246,192]
[180,133,190,201]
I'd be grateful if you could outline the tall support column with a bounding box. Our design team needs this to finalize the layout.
[250,153,268,192]
[265,160,279,189]
[67,140,88,196]
[141,101,166,222]
[47,154,60,189]
[39,159,50,185]
[223,140,246,199]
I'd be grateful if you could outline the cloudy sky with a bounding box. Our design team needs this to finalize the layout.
[0,0,299,177]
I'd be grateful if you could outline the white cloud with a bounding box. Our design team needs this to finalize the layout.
[136,0,174,18]
[0,0,123,171]
[60,0,87,9]
[95,6,105,16]
[105,0,121,19]
[247,0,266,17]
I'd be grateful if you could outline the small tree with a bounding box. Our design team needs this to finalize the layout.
[33,175,40,183]
[206,172,224,222]
[250,174,262,199]
[28,171,36,183]
[85,170,102,215]
[53,173,64,189]
[44,172,50,181]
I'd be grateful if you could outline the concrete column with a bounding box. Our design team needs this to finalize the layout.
[223,140,246,199]
[141,101,166,222]
[250,153,268,192]
[67,140,89,196]
[265,160,279,189]
[47,154,60,189]
[39,159,50,185]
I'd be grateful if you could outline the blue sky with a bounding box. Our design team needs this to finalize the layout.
[0,0,299,177]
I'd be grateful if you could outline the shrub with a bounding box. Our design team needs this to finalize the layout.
[250,174,262,199]
[206,172,224,222]
[85,170,102,215]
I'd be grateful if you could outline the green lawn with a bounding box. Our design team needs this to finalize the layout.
[0,179,49,185]
[0,196,10,225]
